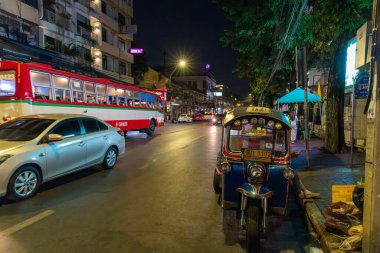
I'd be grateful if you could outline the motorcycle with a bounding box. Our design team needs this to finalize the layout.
[213,106,297,252]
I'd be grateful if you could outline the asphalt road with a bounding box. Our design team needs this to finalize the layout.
[0,122,318,253]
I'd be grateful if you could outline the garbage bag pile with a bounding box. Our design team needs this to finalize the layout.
[325,201,363,251]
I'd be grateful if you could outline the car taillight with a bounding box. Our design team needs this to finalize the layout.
[117,128,124,137]
[2,115,15,122]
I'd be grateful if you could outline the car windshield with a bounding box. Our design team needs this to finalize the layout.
[228,119,287,157]
[0,118,55,141]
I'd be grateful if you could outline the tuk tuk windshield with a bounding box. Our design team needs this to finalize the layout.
[228,121,287,157]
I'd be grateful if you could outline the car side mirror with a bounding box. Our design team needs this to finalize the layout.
[291,151,300,158]
[47,134,63,142]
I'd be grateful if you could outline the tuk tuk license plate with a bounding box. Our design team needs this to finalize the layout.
[243,149,272,162]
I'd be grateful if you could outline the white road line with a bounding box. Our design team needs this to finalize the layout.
[0,210,55,237]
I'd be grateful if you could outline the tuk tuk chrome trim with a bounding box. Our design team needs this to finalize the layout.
[236,183,273,199]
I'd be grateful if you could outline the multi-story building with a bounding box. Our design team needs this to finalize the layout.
[173,71,217,113]
[0,0,134,84]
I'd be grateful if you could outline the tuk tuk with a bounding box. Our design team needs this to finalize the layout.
[213,106,296,251]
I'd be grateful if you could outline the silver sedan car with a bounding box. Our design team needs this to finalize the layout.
[0,114,125,201]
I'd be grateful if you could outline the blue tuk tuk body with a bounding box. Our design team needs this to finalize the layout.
[213,106,295,251]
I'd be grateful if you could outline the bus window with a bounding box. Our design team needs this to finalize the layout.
[140,93,147,107]
[107,86,118,105]
[133,92,140,106]
[96,84,106,104]
[126,89,133,106]
[150,95,157,108]
[30,71,52,100]
[158,99,163,110]
[72,79,84,103]
[0,70,16,96]
[85,82,95,103]
[116,88,125,106]
[53,76,70,102]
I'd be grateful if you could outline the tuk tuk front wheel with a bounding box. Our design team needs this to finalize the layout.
[246,206,260,252]
[213,171,221,194]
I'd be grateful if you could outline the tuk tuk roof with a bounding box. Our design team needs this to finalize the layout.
[223,106,292,128]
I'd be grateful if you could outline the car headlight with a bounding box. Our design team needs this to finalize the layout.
[247,162,265,178]
[212,118,216,122]
[283,168,295,180]
[0,154,13,165]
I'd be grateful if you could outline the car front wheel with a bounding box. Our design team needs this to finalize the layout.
[7,165,41,201]
[102,146,118,169]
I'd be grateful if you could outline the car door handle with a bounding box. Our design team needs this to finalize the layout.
[103,136,108,140]
[78,141,85,147]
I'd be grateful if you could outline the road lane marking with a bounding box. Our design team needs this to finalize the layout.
[0,210,55,237]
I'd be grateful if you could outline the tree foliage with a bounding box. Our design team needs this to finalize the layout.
[214,0,372,152]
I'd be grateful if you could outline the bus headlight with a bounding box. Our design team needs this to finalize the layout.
[283,168,295,180]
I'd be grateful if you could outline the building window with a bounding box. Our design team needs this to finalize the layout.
[119,61,126,75]
[102,55,108,70]
[44,35,62,52]
[118,13,126,26]
[118,39,125,52]
[21,0,38,8]
[101,1,107,14]
[102,28,107,42]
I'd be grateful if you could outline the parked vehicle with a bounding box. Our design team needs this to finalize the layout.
[193,114,204,121]
[212,113,225,125]
[178,114,193,123]
[203,112,214,121]
[213,106,296,252]
[0,114,125,201]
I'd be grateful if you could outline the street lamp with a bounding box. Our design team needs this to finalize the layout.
[167,59,187,122]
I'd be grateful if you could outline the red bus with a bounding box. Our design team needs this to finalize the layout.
[0,61,164,134]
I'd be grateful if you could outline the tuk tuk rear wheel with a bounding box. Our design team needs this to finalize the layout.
[213,172,221,194]
[246,206,260,252]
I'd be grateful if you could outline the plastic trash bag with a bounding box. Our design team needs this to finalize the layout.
[339,235,362,250]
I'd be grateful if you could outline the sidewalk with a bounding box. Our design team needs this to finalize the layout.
[291,138,365,252]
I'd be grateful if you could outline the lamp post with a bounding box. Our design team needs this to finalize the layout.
[167,59,187,122]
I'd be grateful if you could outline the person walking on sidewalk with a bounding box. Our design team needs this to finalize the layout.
[290,111,298,143]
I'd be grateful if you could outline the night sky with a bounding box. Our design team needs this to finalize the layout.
[133,0,250,97]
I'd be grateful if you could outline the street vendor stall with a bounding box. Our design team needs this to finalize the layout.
[277,87,321,168]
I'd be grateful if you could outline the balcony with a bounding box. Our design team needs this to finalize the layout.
[43,10,72,31]
[74,0,99,18]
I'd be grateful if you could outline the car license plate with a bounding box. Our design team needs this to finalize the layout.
[243,149,272,162]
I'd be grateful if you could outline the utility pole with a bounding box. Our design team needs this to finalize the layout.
[363,0,380,251]
[302,46,310,169]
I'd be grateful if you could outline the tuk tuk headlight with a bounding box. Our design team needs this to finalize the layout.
[247,162,265,178]
[220,161,231,173]
[283,168,295,180]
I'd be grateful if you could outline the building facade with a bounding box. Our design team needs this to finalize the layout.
[0,0,134,84]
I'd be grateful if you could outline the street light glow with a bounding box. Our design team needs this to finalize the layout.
[179,59,187,68]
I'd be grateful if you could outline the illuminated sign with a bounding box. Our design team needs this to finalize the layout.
[214,92,222,97]
[345,39,357,87]
[130,48,144,54]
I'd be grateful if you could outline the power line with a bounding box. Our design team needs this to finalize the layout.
[259,0,309,105]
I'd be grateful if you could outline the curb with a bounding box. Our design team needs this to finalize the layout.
[293,174,347,253]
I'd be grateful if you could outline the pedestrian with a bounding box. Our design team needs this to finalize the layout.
[289,111,298,143]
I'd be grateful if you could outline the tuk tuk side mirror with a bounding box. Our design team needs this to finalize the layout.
[291,151,300,158]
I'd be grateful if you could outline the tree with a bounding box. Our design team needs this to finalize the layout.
[214,0,372,153]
